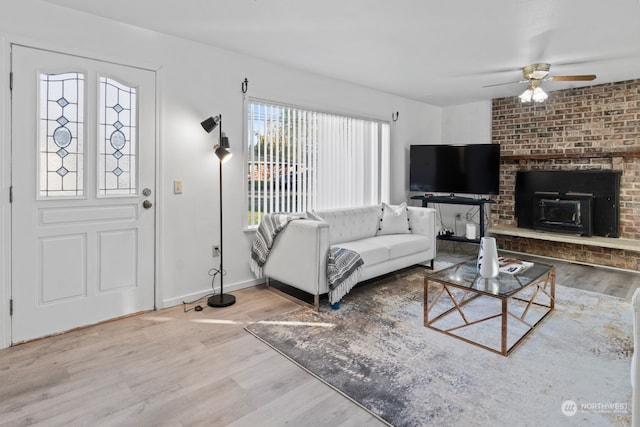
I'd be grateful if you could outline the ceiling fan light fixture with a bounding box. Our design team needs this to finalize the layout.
[532,86,548,103]
[519,88,533,103]
[519,81,547,103]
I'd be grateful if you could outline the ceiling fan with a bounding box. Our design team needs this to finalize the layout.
[485,63,596,102]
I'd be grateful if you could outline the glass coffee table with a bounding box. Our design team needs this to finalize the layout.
[424,260,555,356]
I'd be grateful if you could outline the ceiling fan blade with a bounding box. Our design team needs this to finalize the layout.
[548,75,596,82]
[482,80,528,88]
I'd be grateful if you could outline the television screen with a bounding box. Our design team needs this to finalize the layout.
[409,144,500,195]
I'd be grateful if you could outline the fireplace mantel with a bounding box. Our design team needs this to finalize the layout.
[500,149,640,162]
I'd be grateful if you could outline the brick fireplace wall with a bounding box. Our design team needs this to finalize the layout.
[491,79,640,270]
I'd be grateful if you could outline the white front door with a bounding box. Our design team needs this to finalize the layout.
[10,45,156,343]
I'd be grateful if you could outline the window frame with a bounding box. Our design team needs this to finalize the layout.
[243,97,390,230]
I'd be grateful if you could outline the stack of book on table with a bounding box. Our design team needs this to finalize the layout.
[498,257,534,275]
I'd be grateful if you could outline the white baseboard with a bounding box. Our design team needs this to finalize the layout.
[161,277,266,308]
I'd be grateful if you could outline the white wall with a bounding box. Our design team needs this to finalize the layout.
[441,100,492,144]
[0,0,441,347]
[394,104,442,204]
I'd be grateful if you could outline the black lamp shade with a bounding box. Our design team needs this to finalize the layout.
[201,116,220,133]
[215,145,232,162]
[220,133,230,149]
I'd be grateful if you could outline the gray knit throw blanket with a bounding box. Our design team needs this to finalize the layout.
[250,213,298,278]
[327,247,364,305]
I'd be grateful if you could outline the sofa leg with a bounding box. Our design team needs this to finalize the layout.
[418,259,434,269]
[265,278,321,312]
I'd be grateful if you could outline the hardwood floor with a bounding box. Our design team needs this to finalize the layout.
[0,285,383,427]
[1,246,638,426]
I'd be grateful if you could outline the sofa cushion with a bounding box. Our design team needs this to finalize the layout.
[332,239,388,266]
[313,206,381,245]
[377,202,411,235]
[373,234,432,259]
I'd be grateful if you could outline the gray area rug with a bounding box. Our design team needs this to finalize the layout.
[245,266,633,427]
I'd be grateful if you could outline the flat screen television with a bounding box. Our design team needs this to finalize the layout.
[409,144,500,195]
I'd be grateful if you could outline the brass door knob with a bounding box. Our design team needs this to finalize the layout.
[142,200,153,209]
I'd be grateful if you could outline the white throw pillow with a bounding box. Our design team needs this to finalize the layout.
[376,203,411,235]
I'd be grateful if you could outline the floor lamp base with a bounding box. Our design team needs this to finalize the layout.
[208,293,236,308]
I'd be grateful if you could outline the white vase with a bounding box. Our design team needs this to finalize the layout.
[477,237,499,278]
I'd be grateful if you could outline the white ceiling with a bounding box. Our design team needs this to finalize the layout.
[43,0,640,106]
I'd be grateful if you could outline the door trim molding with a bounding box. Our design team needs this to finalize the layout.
[153,65,163,310]
[1,37,12,349]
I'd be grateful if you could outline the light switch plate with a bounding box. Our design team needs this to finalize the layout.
[174,180,183,194]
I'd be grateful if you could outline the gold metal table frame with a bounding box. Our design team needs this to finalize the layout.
[424,261,555,356]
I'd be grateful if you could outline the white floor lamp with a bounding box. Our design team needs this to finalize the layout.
[201,115,236,307]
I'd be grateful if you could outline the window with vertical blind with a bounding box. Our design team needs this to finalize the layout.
[246,99,390,228]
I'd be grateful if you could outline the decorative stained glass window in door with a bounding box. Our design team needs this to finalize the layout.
[39,72,84,197]
[98,77,137,195]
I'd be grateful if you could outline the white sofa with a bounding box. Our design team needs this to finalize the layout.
[261,204,437,310]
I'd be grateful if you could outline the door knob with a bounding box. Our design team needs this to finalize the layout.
[143,200,153,209]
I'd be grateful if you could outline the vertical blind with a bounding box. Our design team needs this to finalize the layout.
[246,99,390,227]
